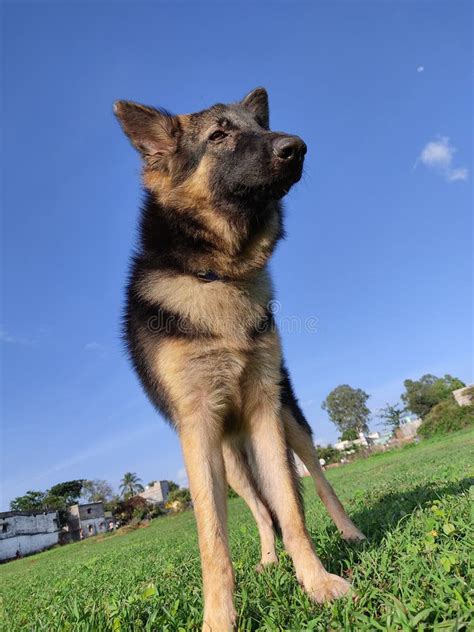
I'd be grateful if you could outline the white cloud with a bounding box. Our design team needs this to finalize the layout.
[84,341,105,352]
[417,136,468,182]
[420,138,452,168]
[0,329,31,345]
[83,341,108,358]
[446,167,469,182]
[417,65,424,73]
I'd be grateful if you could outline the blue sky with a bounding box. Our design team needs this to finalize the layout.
[1,1,472,509]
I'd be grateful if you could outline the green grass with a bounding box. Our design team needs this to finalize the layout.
[1,430,473,631]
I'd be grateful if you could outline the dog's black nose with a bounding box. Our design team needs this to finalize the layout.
[273,136,307,161]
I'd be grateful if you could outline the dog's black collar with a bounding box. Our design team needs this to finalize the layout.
[196,270,226,283]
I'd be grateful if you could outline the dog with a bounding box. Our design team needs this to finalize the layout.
[114,88,365,631]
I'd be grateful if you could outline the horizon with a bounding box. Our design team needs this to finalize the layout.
[1,1,472,510]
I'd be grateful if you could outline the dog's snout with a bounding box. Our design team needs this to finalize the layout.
[273,136,307,162]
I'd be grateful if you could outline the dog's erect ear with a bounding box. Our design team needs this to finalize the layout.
[241,87,269,129]
[114,101,180,159]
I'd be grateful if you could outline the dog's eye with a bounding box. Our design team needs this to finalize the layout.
[208,130,228,142]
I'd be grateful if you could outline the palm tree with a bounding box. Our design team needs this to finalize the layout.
[119,472,144,498]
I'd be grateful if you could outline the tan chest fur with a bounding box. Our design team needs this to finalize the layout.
[138,267,273,346]
[136,266,280,425]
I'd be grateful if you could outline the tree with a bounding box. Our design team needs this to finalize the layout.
[10,490,46,512]
[119,472,144,498]
[10,481,84,513]
[322,385,370,436]
[401,374,465,419]
[167,480,179,493]
[103,495,121,514]
[10,480,85,525]
[339,428,358,441]
[42,494,68,513]
[47,480,85,506]
[82,479,114,503]
[379,403,406,430]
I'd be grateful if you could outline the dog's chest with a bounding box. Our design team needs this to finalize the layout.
[138,269,274,345]
[184,281,270,343]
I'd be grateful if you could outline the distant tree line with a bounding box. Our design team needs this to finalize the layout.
[9,474,189,527]
[321,373,472,443]
[10,480,86,523]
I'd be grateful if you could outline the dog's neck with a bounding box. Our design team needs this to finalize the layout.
[137,189,283,281]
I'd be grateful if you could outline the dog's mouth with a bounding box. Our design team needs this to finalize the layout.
[269,166,304,199]
[230,172,302,202]
[229,169,303,202]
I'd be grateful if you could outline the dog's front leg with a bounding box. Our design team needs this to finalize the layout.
[179,422,235,632]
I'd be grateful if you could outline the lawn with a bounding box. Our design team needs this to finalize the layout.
[1,430,473,631]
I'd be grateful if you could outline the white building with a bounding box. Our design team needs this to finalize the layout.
[453,385,474,407]
[334,431,381,452]
[395,417,422,439]
[0,511,60,561]
[137,480,169,506]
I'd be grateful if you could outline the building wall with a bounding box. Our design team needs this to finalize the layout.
[0,512,59,561]
[66,503,106,540]
[138,481,169,505]
[334,437,368,451]
[80,517,107,538]
[453,385,474,407]
[395,418,422,439]
[77,503,105,521]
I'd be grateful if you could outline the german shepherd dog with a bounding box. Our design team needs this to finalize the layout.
[115,88,365,631]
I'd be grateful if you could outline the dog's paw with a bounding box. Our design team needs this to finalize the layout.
[341,528,366,543]
[255,552,278,573]
[305,572,352,604]
[202,610,236,632]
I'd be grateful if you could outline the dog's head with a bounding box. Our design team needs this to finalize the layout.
[114,88,306,208]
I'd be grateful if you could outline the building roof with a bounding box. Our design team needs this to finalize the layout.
[0,510,58,519]
[68,501,104,510]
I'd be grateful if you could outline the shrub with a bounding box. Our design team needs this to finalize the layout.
[167,488,191,504]
[149,505,165,519]
[165,487,192,513]
[132,506,148,522]
[419,399,474,438]
[115,496,151,524]
[316,445,340,464]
